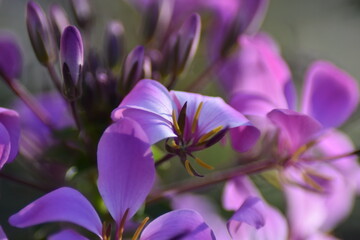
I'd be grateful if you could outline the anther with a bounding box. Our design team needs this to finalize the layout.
[132,217,150,240]
[170,139,180,149]
[198,125,223,144]
[172,109,181,135]
[184,160,195,176]
[117,208,130,240]
[195,157,214,170]
[302,172,323,192]
[191,102,203,134]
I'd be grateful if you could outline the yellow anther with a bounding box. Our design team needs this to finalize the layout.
[290,140,317,162]
[184,160,195,176]
[195,157,214,170]
[191,102,203,134]
[198,126,223,144]
[132,217,150,240]
[302,172,323,192]
[172,110,181,135]
[170,140,180,149]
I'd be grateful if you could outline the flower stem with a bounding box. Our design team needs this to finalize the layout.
[147,160,275,203]
[70,100,82,131]
[314,149,360,162]
[0,172,50,192]
[155,153,175,167]
[46,63,62,92]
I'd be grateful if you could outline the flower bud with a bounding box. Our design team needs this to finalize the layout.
[70,0,93,29]
[49,4,70,48]
[121,46,145,92]
[60,26,84,100]
[26,1,56,65]
[0,34,22,81]
[104,21,124,71]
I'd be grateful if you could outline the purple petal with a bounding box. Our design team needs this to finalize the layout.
[9,187,102,237]
[230,92,278,116]
[0,107,20,164]
[230,125,260,152]
[97,118,155,224]
[171,91,249,141]
[302,61,359,128]
[172,194,231,240]
[140,209,215,240]
[48,229,88,240]
[227,197,265,238]
[0,226,7,240]
[0,122,11,169]
[218,33,292,106]
[0,34,22,80]
[112,79,175,144]
[267,109,323,153]
[237,0,269,34]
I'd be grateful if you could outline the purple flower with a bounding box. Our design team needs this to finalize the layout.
[13,92,73,159]
[0,107,20,169]
[49,4,70,47]
[112,79,251,175]
[9,118,214,239]
[61,25,84,100]
[0,225,7,240]
[0,34,22,81]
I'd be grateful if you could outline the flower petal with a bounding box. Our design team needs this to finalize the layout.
[0,107,20,163]
[48,229,88,240]
[302,61,359,128]
[171,91,249,141]
[112,79,175,144]
[0,34,22,80]
[267,109,323,153]
[9,187,102,237]
[97,118,155,224]
[140,209,215,240]
[0,226,7,240]
[230,125,260,152]
[0,122,11,169]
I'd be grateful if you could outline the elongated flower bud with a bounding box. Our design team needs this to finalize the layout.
[0,34,22,81]
[60,26,84,100]
[70,0,93,29]
[162,13,201,77]
[121,46,145,92]
[49,4,70,48]
[26,1,56,65]
[105,21,124,71]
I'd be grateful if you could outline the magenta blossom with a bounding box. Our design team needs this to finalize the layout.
[112,79,253,176]
[9,118,215,239]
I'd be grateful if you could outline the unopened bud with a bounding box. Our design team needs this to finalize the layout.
[0,34,22,81]
[105,21,124,71]
[26,1,56,65]
[142,0,173,43]
[121,46,145,92]
[49,4,70,48]
[70,0,93,29]
[60,26,84,100]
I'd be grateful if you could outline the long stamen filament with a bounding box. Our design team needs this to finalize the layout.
[191,102,203,133]
[184,160,195,176]
[195,157,214,170]
[289,140,317,163]
[197,126,223,144]
[132,217,150,240]
[117,208,130,240]
[172,110,182,135]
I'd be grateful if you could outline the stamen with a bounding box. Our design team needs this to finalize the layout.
[191,102,203,133]
[172,110,181,135]
[195,157,214,170]
[197,126,223,144]
[290,140,317,162]
[132,217,150,240]
[170,139,180,149]
[302,172,323,192]
[184,160,195,176]
[117,208,130,240]
[102,222,112,240]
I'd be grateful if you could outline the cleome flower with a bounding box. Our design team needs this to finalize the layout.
[111,79,254,176]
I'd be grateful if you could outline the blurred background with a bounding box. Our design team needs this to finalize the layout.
[1,0,360,239]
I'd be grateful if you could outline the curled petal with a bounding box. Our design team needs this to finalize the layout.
[140,209,215,240]
[112,79,175,144]
[0,34,22,80]
[97,118,155,224]
[0,107,20,165]
[0,225,7,240]
[9,187,102,237]
[302,61,359,128]
[267,109,322,153]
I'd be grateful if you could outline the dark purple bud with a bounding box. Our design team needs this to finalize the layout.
[142,0,173,42]
[121,46,145,92]
[26,1,56,64]
[49,4,70,48]
[162,13,201,76]
[60,26,84,100]
[104,21,124,71]
[70,0,93,29]
[0,34,22,80]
